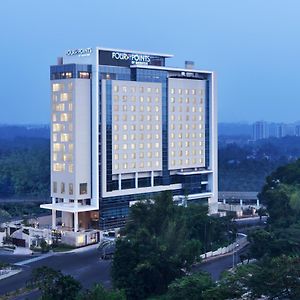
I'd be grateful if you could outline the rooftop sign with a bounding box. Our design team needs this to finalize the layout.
[66,48,92,57]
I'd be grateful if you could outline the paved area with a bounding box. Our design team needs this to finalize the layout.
[0,246,111,297]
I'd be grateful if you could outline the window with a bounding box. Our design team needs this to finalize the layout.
[113,95,119,102]
[122,86,127,93]
[52,114,57,122]
[79,72,90,79]
[69,164,73,173]
[52,83,63,92]
[147,87,151,93]
[60,93,71,101]
[113,85,119,92]
[53,153,57,161]
[69,183,73,195]
[178,88,182,94]
[53,133,57,142]
[170,97,175,103]
[61,182,65,194]
[171,88,175,94]
[53,182,57,193]
[80,183,87,195]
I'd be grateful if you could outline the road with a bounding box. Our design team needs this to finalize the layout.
[193,246,249,281]
[0,247,111,298]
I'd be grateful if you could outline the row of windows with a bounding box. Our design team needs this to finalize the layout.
[170,97,204,104]
[52,83,73,93]
[53,133,72,143]
[113,85,160,94]
[170,88,204,95]
[113,124,160,131]
[170,132,204,139]
[52,182,87,195]
[53,103,73,112]
[113,134,160,141]
[113,95,160,103]
[52,123,73,132]
[170,141,203,148]
[170,149,204,157]
[53,163,73,173]
[53,143,73,152]
[53,153,73,162]
[170,158,204,166]
[170,106,202,113]
[114,151,160,160]
[114,161,160,170]
[169,123,203,130]
[170,114,202,121]
[113,142,160,150]
[114,114,160,122]
[113,104,160,113]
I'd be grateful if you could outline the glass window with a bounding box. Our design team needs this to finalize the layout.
[61,182,65,194]
[80,183,87,195]
[53,182,57,193]
[69,183,73,195]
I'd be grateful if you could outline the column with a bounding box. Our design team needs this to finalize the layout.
[223,198,226,204]
[52,209,56,230]
[151,171,154,187]
[240,199,243,206]
[52,197,55,204]
[256,199,260,208]
[74,212,78,232]
[118,174,122,190]
[135,172,138,188]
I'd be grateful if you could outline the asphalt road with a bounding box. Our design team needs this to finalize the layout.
[0,247,111,298]
[193,246,249,281]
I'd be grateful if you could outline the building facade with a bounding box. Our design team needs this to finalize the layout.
[41,47,218,231]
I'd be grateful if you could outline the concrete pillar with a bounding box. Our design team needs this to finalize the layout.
[240,199,243,206]
[135,172,138,188]
[223,198,226,204]
[151,171,154,187]
[52,210,56,229]
[52,197,55,204]
[256,199,260,208]
[118,174,122,190]
[74,212,78,232]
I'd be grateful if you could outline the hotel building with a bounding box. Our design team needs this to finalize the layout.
[41,47,218,233]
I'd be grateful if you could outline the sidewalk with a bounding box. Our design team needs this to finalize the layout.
[0,269,22,281]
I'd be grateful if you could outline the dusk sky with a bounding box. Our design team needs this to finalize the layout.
[1,0,300,124]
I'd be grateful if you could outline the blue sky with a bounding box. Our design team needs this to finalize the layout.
[1,0,299,124]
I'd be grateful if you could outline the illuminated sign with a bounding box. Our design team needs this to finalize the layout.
[66,48,92,56]
[111,52,151,65]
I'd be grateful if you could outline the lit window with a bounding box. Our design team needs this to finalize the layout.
[139,143,144,149]
[147,161,151,167]
[146,124,151,130]
[171,115,175,121]
[140,106,144,112]
[185,89,189,95]
[114,124,118,131]
[192,107,196,113]
[131,143,136,149]
[155,106,159,112]
[60,113,71,122]
[171,88,175,94]
[131,124,136,130]
[114,115,119,121]
[185,150,189,156]
[114,144,119,150]
[60,93,71,101]
[192,89,196,95]
[147,143,151,148]
[178,88,182,94]
[170,97,175,103]
[123,153,128,160]
[199,107,203,113]
[123,134,128,141]
[146,106,151,112]
[155,97,159,102]
[155,87,160,93]
[155,152,159,157]
[155,142,159,148]
[69,164,73,173]
[53,153,58,161]
[171,151,175,157]
[155,134,159,139]
[114,163,119,170]
[185,159,189,164]
[123,105,127,111]
[140,152,144,158]
[114,154,119,160]
[61,133,71,142]
[131,153,136,159]
[122,86,127,93]
[68,103,73,111]
[53,143,62,152]
[113,85,119,92]
[155,161,159,167]
[52,83,63,92]
[131,96,136,102]
[155,124,159,130]
[131,105,136,112]
[130,134,135,140]
[114,134,118,141]
[123,144,128,150]
[170,142,175,148]
[147,97,151,103]
[140,124,144,130]
[171,133,175,139]
[69,144,74,152]
[147,152,152,158]
[147,87,151,93]
[131,115,136,121]
[140,96,144,102]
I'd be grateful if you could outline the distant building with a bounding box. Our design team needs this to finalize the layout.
[275,123,287,138]
[253,121,269,141]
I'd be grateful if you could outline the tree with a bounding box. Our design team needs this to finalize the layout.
[164,272,213,300]
[30,266,81,300]
[78,284,126,300]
